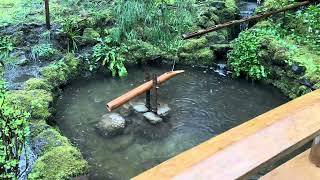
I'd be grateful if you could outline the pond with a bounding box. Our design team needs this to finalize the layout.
[55,65,288,180]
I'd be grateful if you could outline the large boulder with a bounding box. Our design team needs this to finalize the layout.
[96,113,126,137]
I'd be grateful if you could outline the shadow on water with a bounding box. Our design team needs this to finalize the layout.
[54,65,288,180]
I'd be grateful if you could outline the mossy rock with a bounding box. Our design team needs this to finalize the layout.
[31,128,70,156]
[271,77,311,99]
[41,61,69,87]
[126,40,164,63]
[6,89,53,119]
[179,38,208,53]
[41,54,80,87]
[24,78,54,92]
[28,146,88,180]
[81,28,100,45]
[29,119,51,138]
[178,48,215,66]
[206,31,227,44]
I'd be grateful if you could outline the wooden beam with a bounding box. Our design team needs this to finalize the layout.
[261,149,320,180]
[133,90,320,180]
[182,1,311,39]
[44,0,50,30]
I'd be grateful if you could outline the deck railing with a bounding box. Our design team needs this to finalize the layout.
[133,89,320,180]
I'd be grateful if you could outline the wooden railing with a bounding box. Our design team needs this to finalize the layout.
[133,89,320,180]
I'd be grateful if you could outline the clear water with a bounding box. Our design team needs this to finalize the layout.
[55,65,288,180]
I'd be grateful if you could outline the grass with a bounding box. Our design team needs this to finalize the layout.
[0,0,44,26]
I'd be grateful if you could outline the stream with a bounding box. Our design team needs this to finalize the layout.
[55,65,288,180]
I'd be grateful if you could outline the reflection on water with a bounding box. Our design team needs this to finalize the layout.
[55,65,288,180]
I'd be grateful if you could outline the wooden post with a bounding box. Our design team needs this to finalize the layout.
[309,135,320,167]
[145,67,151,110]
[44,0,51,30]
[151,74,158,113]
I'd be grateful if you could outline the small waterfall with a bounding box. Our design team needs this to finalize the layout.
[239,1,259,30]
[214,63,229,77]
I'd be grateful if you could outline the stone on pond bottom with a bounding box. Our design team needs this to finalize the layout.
[131,102,149,113]
[143,112,163,124]
[157,104,171,117]
[95,113,126,137]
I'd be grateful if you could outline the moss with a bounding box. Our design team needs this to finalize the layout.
[41,54,80,87]
[24,78,54,92]
[272,77,301,99]
[63,53,80,75]
[81,28,100,44]
[196,48,215,64]
[6,89,53,120]
[32,128,70,156]
[314,82,320,89]
[126,40,164,63]
[28,146,88,180]
[292,48,320,84]
[41,61,69,87]
[179,37,208,52]
[178,48,215,66]
[29,119,51,138]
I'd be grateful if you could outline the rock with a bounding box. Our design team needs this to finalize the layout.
[157,104,171,117]
[107,135,134,151]
[131,102,148,113]
[96,113,126,137]
[16,56,28,66]
[292,65,305,75]
[10,50,29,66]
[81,28,100,45]
[143,112,163,124]
[116,103,132,117]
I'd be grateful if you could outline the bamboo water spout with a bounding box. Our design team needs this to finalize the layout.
[106,70,185,112]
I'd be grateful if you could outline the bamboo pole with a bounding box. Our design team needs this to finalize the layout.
[182,1,311,39]
[106,70,185,112]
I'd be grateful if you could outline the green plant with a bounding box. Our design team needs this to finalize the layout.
[93,37,128,77]
[31,43,57,60]
[0,36,14,61]
[290,4,320,51]
[114,0,196,53]
[60,19,82,52]
[0,80,30,179]
[228,22,297,80]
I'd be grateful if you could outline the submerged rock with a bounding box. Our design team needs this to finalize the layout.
[96,113,126,137]
[157,104,171,117]
[131,102,148,113]
[116,103,133,117]
[143,112,163,124]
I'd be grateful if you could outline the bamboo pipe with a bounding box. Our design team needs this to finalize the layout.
[106,70,185,112]
[182,0,311,39]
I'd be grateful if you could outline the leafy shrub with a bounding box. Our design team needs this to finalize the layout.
[60,18,82,52]
[0,36,14,61]
[31,43,57,60]
[228,22,296,80]
[290,4,320,51]
[0,80,30,179]
[92,37,128,77]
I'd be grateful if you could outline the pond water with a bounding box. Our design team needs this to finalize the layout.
[55,65,288,180]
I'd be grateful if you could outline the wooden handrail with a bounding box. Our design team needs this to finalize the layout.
[133,89,320,180]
